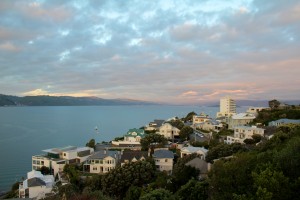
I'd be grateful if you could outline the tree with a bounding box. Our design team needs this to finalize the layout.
[124,186,142,200]
[175,179,208,200]
[268,99,280,109]
[168,119,184,130]
[243,138,256,145]
[139,188,174,200]
[179,126,193,140]
[184,111,197,122]
[40,166,50,175]
[86,138,96,149]
[140,133,167,151]
[102,160,155,198]
[252,134,262,143]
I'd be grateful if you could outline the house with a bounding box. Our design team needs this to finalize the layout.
[227,113,256,129]
[158,123,180,140]
[32,146,94,177]
[185,157,211,180]
[246,107,268,116]
[112,128,145,146]
[268,118,300,127]
[145,120,165,131]
[226,126,265,144]
[192,113,211,125]
[152,149,174,174]
[19,170,54,199]
[194,119,223,132]
[180,146,208,159]
[83,149,120,174]
[119,150,148,166]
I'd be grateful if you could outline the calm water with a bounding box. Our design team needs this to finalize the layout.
[0,105,245,192]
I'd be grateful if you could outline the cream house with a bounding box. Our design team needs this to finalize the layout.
[84,150,120,174]
[32,146,94,177]
[194,119,223,132]
[226,126,265,144]
[227,113,256,129]
[180,146,208,159]
[192,113,211,125]
[19,170,54,199]
[120,150,148,166]
[153,149,174,174]
[158,123,180,139]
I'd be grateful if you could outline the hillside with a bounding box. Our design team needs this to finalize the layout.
[0,94,158,106]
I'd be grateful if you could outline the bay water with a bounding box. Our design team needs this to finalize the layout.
[0,105,246,192]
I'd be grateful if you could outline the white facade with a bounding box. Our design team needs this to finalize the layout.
[192,113,211,125]
[84,150,120,174]
[217,96,236,118]
[19,170,54,199]
[153,149,174,174]
[226,126,265,144]
[180,146,208,159]
[228,113,256,129]
[32,146,93,176]
[158,123,180,139]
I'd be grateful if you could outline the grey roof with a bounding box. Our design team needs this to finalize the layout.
[185,157,208,174]
[153,149,174,159]
[270,118,300,124]
[88,150,118,160]
[27,177,46,187]
[120,151,148,163]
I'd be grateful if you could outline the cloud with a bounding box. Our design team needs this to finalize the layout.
[0,0,300,104]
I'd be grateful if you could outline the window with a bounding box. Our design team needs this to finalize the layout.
[95,160,99,164]
[36,161,40,165]
[165,159,168,162]
[32,160,36,164]
[93,167,97,170]
[64,153,66,156]
[41,161,44,165]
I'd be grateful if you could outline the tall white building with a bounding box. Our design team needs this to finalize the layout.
[217,96,236,118]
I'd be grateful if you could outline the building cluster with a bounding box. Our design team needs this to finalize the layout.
[19,96,300,199]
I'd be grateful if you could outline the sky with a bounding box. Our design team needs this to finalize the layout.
[0,0,300,105]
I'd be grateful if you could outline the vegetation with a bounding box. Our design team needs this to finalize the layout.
[86,138,96,149]
[183,111,197,122]
[179,126,194,140]
[253,108,300,125]
[140,133,167,151]
[167,119,184,130]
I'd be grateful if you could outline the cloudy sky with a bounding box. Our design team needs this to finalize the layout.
[0,0,299,104]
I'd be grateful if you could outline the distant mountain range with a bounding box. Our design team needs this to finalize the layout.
[205,99,300,107]
[0,94,159,106]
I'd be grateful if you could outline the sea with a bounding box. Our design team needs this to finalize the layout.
[0,105,246,192]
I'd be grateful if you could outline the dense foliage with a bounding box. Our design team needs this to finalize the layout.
[167,119,185,130]
[140,133,167,151]
[253,109,300,125]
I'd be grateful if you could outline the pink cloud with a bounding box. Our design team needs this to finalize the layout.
[0,42,20,52]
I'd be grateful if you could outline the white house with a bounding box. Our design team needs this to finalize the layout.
[83,150,120,174]
[112,128,145,146]
[152,149,174,174]
[246,107,268,116]
[226,126,265,144]
[144,120,165,131]
[192,113,211,125]
[194,119,223,132]
[180,146,208,159]
[228,113,256,129]
[32,146,94,177]
[158,123,180,140]
[19,170,54,199]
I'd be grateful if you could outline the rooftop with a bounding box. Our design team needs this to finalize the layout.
[153,149,174,159]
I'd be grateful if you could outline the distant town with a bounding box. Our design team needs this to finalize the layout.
[3,97,300,200]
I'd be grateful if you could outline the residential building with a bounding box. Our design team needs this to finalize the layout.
[145,120,165,131]
[153,149,174,174]
[32,146,93,176]
[192,113,211,125]
[158,123,180,140]
[226,126,265,144]
[112,128,145,146]
[180,146,208,159]
[83,150,120,174]
[216,96,236,118]
[246,107,268,116]
[19,170,54,199]
[185,157,211,180]
[194,119,223,132]
[268,118,300,127]
[119,150,148,166]
[227,113,256,129]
